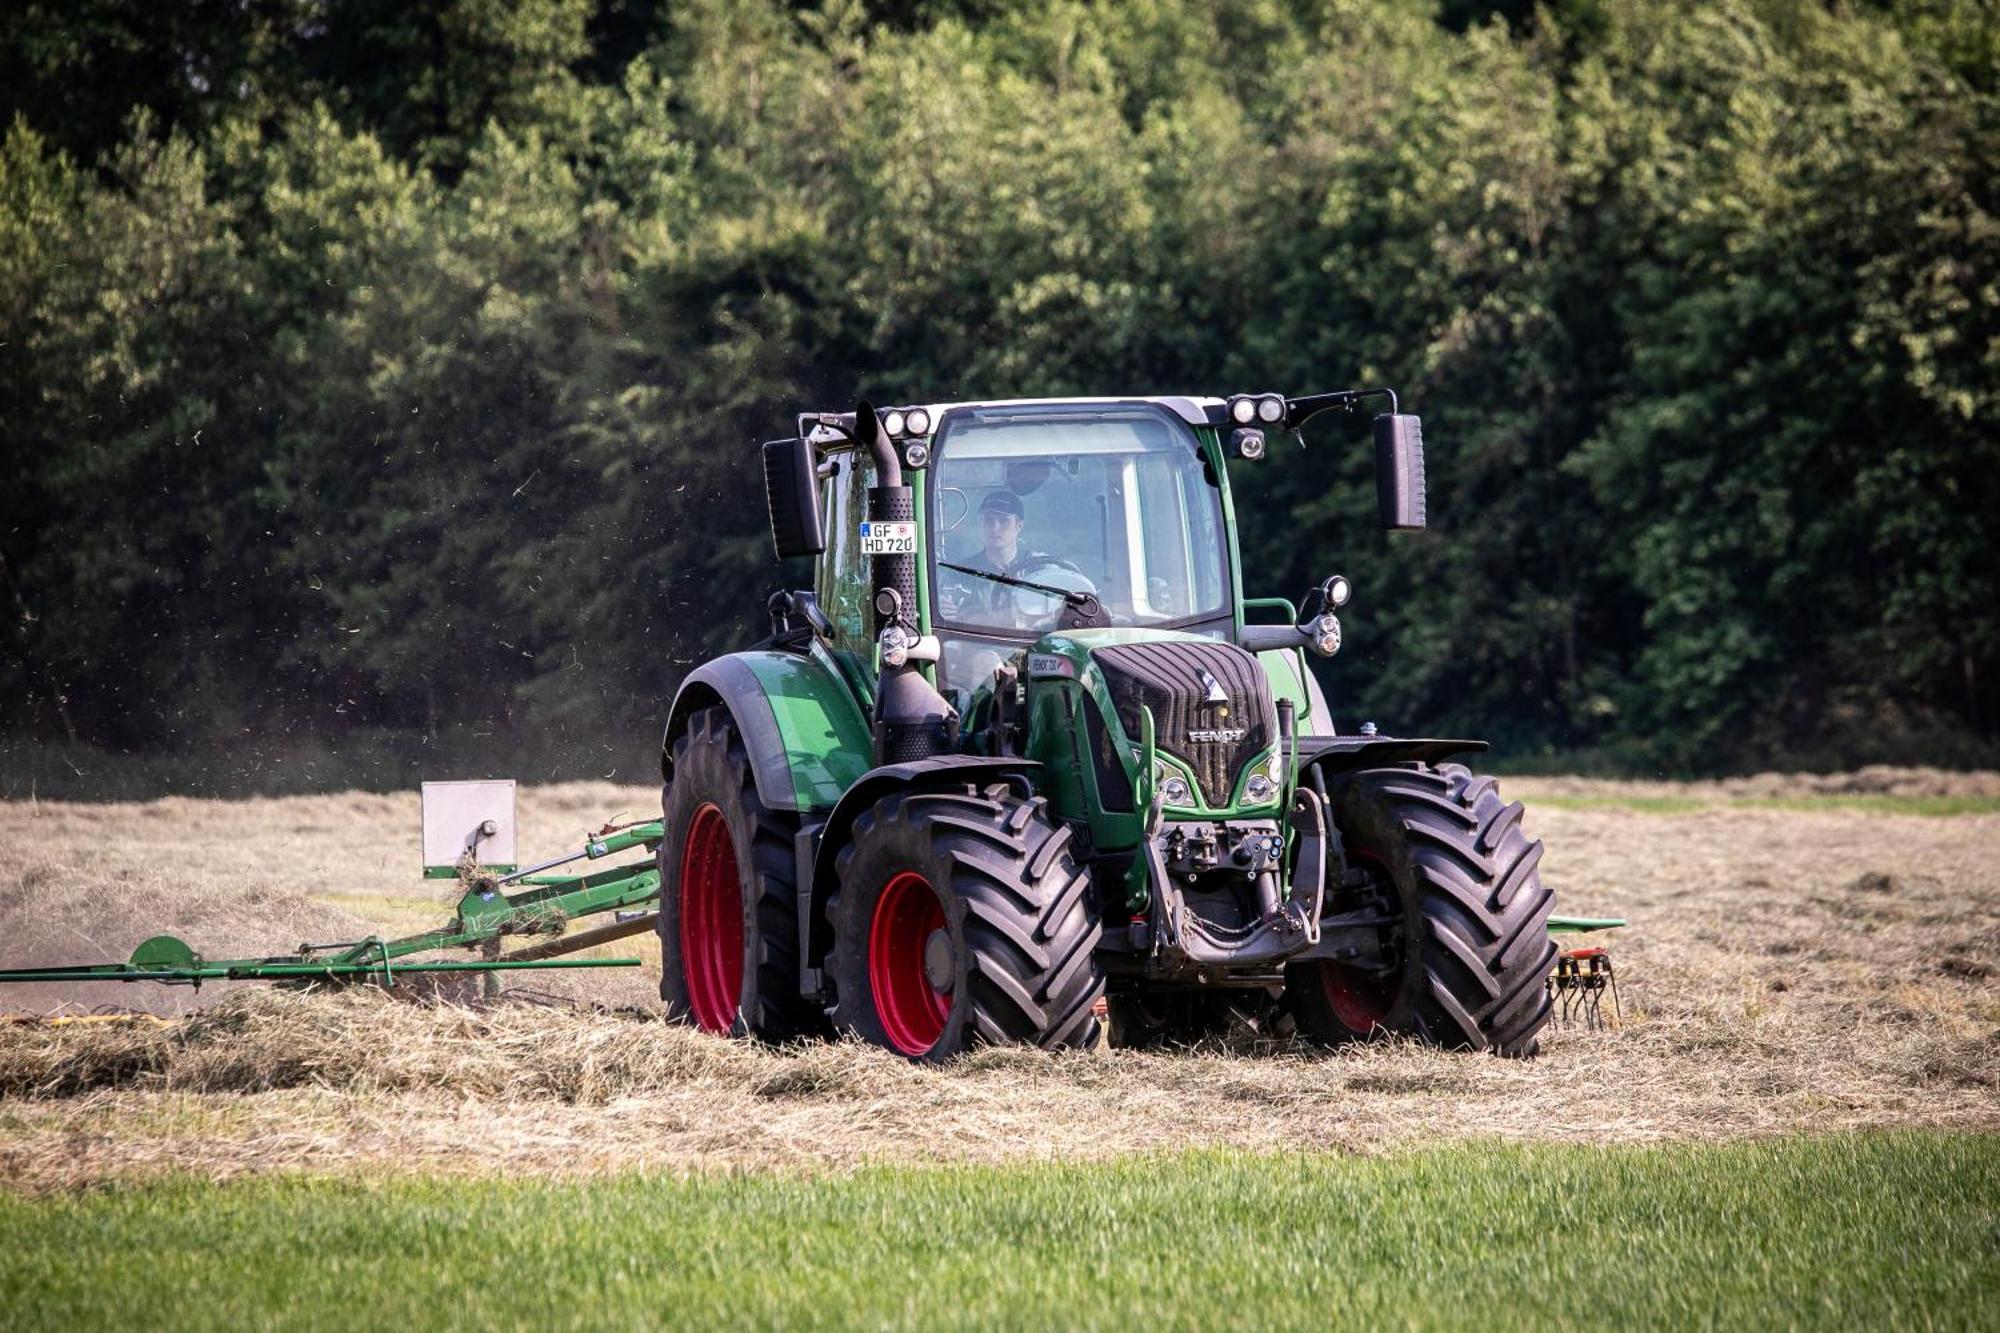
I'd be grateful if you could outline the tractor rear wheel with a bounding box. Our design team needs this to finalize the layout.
[827,786,1103,1062]
[656,706,816,1040]
[1286,762,1556,1057]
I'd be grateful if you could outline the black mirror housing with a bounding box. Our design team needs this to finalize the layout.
[1373,413,1426,531]
[762,437,825,558]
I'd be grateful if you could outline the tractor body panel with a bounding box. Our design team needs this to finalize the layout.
[1253,646,1332,736]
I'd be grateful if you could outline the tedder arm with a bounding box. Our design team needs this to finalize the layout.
[1548,915,1624,933]
[0,818,666,991]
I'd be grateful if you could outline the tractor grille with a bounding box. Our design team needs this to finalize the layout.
[1090,640,1276,807]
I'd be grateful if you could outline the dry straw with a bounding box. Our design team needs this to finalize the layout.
[1,774,1994,1191]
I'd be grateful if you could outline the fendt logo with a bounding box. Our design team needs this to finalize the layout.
[1190,666,1243,739]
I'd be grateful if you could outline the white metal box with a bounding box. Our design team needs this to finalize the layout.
[420,780,518,877]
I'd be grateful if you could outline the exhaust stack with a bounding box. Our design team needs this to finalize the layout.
[857,401,951,763]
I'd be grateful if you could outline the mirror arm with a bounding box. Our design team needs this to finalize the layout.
[1284,387,1398,433]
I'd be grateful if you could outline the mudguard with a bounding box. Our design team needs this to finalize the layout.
[1294,733,1487,777]
[660,648,874,813]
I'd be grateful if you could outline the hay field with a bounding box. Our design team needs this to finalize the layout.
[1,772,1995,1192]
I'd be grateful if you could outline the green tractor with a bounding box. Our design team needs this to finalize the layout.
[657,390,1560,1059]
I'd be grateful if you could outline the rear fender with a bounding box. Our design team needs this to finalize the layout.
[661,649,874,813]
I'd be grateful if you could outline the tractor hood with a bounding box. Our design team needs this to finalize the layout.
[1025,628,1282,818]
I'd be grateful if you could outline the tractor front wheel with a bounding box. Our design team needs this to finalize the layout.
[1286,763,1557,1057]
[827,786,1103,1062]
[657,706,816,1040]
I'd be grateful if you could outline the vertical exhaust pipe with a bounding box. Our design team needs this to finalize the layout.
[858,402,950,763]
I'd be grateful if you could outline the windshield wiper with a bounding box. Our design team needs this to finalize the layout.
[939,561,1095,609]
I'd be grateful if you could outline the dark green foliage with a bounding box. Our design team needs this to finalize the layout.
[1,0,1994,778]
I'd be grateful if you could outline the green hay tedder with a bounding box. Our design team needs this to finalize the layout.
[2,389,1620,1055]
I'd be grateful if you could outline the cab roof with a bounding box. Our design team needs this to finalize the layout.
[799,396,1225,449]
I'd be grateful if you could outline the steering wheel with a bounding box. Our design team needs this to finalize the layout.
[992,556,1098,627]
[1014,555,1090,582]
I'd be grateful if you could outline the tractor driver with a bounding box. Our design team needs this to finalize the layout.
[942,491,1047,624]
[941,490,1097,628]
[971,490,1034,576]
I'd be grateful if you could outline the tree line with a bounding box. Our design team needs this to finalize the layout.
[2,0,1995,780]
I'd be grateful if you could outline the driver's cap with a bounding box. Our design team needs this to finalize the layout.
[979,490,1025,519]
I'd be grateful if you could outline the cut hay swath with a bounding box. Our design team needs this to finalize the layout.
[0,774,1995,1190]
[0,777,1624,1027]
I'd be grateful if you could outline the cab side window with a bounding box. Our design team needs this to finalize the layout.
[815,450,872,653]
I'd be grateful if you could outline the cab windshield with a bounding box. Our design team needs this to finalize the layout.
[929,404,1230,685]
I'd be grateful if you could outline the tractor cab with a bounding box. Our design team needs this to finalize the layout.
[806,398,1237,712]
[926,401,1231,699]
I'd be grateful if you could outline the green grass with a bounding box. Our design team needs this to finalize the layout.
[1530,792,2000,816]
[2,1134,1993,1330]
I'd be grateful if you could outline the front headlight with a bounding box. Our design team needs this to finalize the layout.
[1309,612,1342,658]
[1160,775,1193,806]
[1245,773,1277,804]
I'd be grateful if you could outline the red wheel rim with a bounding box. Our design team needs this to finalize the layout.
[1319,963,1394,1034]
[868,872,951,1056]
[678,803,743,1034]
[1320,847,1396,1033]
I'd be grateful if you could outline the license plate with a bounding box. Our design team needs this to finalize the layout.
[859,521,917,555]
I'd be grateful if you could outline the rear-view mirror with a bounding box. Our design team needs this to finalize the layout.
[762,437,825,558]
[1373,413,1427,531]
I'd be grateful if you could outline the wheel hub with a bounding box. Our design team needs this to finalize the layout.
[923,928,954,991]
[1319,845,1399,1034]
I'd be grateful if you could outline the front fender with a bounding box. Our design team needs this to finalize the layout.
[1294,734,1488,778]
[661,648,874,813]
[806,755,1043,899]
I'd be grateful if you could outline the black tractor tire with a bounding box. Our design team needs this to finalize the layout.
[1287,762,1556,1057]
[827,785,1103,1062]
[656,706,817,1040]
